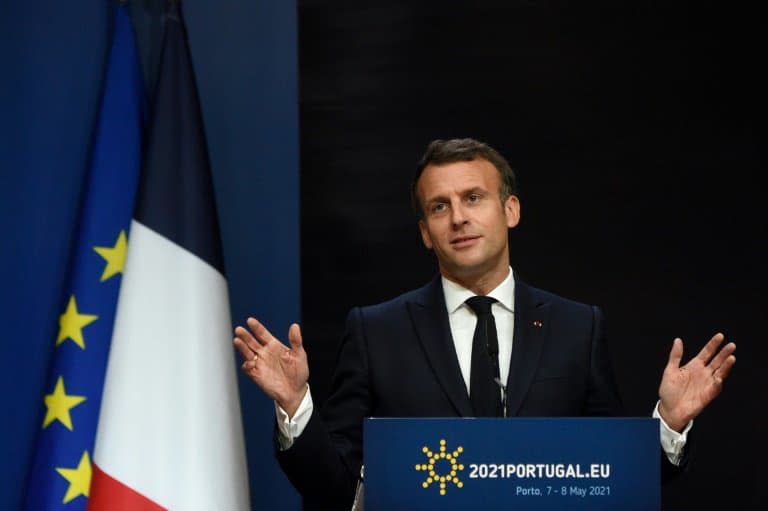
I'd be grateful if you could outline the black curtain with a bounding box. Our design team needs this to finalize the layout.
[299,2,764,509]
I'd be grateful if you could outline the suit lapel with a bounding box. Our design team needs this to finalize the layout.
[506,276,550,415]
[407,276,474,417]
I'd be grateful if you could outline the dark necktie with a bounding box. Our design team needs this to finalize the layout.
[465,296,503,417]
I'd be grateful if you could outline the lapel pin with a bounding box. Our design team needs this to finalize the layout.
[533,320,543,328]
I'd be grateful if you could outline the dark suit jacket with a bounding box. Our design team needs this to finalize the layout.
[277,274,683,508]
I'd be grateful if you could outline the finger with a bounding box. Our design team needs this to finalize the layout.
[696,333,725,364]
[233,337,256,361]
[236,349,261,374]
[247,317,280,347]
[235,325,262,355]
[707,341,736,370]
[666,338,684,370]
[287,323,304,352]
[240,358,256,373]
[713,354,736,383]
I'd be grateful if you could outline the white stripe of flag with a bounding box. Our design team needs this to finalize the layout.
[91,220,249,510]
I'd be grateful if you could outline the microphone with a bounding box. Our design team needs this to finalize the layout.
[484,317,502,415]
[494,377,508,418]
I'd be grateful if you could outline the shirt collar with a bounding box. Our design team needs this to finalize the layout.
[441,267,515,314]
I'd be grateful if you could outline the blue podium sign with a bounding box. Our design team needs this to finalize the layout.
[364,418,659,511]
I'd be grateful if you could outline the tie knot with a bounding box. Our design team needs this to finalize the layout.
[465,296,496,316]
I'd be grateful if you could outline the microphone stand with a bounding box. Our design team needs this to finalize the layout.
[350,464,364,511]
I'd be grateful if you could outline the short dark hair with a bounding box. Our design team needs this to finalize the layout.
[411,138,517,218]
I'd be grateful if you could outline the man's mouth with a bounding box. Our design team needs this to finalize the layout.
[450,235,481,249]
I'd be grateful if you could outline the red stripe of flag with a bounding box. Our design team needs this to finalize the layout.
[88,463,167,511]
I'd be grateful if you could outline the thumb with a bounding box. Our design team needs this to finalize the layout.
[288,323,304,352]
[666,338,684,369]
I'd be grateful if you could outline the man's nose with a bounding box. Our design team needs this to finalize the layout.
[451,201,468,227]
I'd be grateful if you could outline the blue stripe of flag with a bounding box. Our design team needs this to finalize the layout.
[133,2,225,275]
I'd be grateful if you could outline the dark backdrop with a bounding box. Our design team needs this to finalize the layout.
[298,1,764,509]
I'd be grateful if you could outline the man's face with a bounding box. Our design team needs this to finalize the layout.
[416,158,520,283]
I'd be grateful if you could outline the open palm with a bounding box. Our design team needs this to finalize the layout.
[658,333,736,432]
[233,318,309,417]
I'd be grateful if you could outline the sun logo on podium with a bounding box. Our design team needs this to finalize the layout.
[414,439,465,496]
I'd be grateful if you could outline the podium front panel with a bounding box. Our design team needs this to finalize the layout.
[363,417,659,511]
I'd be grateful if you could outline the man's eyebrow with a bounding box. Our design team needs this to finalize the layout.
[424,186,487,203]
[423,193,448,205]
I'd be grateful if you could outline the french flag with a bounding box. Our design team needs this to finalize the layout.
[88,3,249,510]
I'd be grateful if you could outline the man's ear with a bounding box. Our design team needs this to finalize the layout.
[505,195,521,228]
[418,220,433,249]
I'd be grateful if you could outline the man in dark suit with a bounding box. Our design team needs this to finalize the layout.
[234,138,736,509]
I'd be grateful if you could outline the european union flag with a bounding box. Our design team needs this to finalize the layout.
[23,5,144,509]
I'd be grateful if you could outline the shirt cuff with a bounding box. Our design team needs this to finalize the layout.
[653,400,693,466]
[275,386,314,450]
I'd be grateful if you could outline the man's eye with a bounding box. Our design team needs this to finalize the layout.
[432,203,447,213]
[468,194,481,203]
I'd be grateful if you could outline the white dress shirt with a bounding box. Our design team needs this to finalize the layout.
[442,269,515,397]
[275,267,691,465]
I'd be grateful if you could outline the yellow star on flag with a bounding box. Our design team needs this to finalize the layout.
[55,450,92,504]
[56,295,98,349]
[93,229,128,282]
[42,376,86,431]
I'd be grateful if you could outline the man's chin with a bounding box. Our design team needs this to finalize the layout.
[443,258,491,278]
[439,252,509,281]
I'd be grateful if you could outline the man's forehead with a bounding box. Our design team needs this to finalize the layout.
[418,158,499,196]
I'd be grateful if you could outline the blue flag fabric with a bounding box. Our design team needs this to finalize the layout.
[23,5,144,510]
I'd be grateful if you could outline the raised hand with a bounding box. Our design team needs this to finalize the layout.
[658,333,736,432]
[233,318,309,418]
